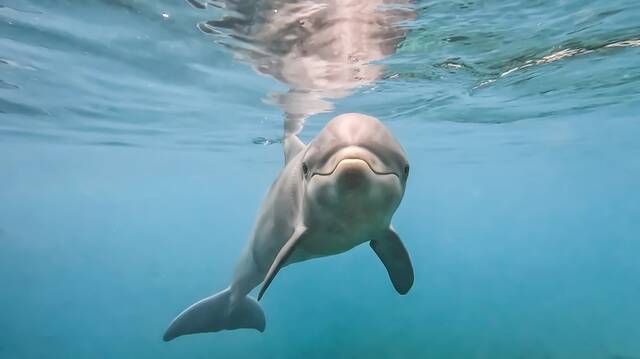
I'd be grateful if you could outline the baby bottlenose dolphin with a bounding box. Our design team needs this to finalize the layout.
[163,113,412,341]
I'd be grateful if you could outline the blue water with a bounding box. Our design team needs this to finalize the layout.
[1,0,640,358]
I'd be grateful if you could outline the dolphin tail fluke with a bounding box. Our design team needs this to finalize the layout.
[163,288,265,341]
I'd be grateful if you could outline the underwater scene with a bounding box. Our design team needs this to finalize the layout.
[1,0,639,358]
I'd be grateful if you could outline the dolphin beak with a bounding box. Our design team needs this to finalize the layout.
[310,146,401,179]
[333,159,372,188]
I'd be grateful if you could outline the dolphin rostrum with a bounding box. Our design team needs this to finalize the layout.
[163,113,413,341]
[192,0,414,135]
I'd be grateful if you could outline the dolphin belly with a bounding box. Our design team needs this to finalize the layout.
[293,225,373,260]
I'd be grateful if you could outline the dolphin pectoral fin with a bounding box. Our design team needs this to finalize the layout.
[370,228,414,295]
[258,226,307,300]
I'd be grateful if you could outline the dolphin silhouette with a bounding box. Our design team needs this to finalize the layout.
[163,113,412,341]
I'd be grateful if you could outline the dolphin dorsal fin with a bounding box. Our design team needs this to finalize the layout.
[284,135,305,164]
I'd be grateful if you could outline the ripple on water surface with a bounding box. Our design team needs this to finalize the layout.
[0,0,638,148]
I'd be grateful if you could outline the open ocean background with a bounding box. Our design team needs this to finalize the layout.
[1,0,639,358]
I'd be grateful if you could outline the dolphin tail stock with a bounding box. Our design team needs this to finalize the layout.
[163,287,265,341]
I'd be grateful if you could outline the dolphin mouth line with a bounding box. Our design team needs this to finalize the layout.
[311,158,399,179]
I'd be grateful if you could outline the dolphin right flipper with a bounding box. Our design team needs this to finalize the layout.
[370,228,414,295]
[258,226,308,300]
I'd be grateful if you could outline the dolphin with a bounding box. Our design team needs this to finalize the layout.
[163,113,413,341]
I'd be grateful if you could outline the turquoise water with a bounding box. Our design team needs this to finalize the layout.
[1,0,640,358]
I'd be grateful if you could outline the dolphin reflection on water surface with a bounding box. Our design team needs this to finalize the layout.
[193,0,413,133]
[164,0,415,341]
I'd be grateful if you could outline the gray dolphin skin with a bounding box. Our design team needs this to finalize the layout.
[163,113,413,341]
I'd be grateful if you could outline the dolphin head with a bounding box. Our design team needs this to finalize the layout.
[300,113,409,227]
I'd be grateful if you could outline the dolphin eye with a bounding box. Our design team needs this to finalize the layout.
[302,162,309,176]
[404,165,410,176]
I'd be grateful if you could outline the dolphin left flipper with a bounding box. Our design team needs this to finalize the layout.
[370,228,414,295]
[258,226,308,300]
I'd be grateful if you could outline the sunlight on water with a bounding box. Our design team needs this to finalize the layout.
[1,0,639,358]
